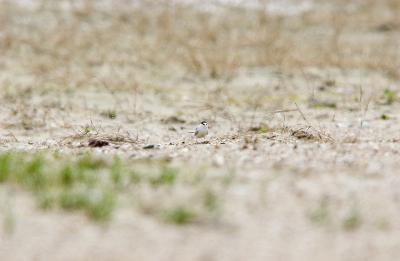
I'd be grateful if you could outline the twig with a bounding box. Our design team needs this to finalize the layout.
[269,109,298,114]
[294,102,311,125]
[293,103,335,142]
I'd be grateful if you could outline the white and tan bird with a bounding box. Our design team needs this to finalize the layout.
[189,120,208,138]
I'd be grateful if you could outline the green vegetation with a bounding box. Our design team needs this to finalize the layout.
[380,114,390,120]
[0,152,226,224]
[101,110,117,119]
[342,207,362,231]
[150,167,178,187]
[383,89,397,105]
[308,197,330,226]
[203,189,219,212]
[0,153,11,182]
[0,153,119,221]
[82,125,92,135]
[163,207,196,225]
[0,153,134,221]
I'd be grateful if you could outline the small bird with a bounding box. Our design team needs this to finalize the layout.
[189,121,208,138]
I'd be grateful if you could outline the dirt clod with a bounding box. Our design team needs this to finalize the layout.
[88,139,110,147]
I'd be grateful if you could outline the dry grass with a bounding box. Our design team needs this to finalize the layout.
[0,0,399,91]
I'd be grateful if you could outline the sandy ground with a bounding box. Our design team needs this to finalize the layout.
[1,67,400,261]
[1,0,400,260]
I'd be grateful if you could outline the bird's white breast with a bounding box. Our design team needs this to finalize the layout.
[195,126,208,138]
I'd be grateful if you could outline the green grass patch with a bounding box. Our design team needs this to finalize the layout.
[163,207,196,225]
[150,167,178,187]
[380,114,390,120]
[101,110,117,119]
[0,152,227,224]
[0,153,120,222]
[383,89,396,105]
[0,152,141,222]
[342,207,362,231]
[203,189,219,212]
[0,153,12,182]
[308,196,330,226]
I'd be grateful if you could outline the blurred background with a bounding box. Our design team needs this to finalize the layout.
[1,0,398,89]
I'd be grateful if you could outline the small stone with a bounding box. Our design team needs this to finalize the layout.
[213,154,225,167]
[143,144,161,149]
[88,139,109,147]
